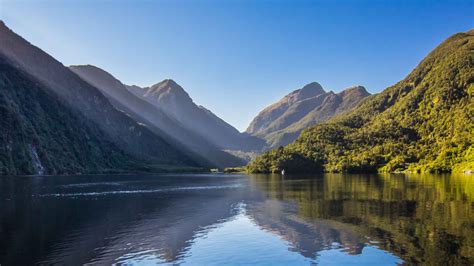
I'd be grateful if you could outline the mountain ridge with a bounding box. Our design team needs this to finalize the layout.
[0,20,204,174]
[123,77,266,152]
[69,65,246,168]
[0,54,199,174]
[248,29,474,173]
[247,83,370,147]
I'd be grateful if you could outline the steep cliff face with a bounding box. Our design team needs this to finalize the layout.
[247,82,370,147]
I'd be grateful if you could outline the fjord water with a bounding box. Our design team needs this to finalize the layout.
[0,174,472,265]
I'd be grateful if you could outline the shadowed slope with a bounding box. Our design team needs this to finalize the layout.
[127,79,266,152]
[0,21,201,174]
[70,65,245,168]
[0,56,198,174]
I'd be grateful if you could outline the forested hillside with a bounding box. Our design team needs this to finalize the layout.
[0,58,198,175]
[0,21,202,175]
[248,30,473,173]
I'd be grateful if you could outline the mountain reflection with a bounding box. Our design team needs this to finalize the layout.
[0,173,472,265]
[0,174,248,265]
[247,173,474,265]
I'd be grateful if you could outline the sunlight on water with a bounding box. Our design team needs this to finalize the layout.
[37,184,243,198]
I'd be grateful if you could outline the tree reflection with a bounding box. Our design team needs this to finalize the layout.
[247,173,474,265]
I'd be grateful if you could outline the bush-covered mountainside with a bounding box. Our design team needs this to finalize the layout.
[0,58,198,175]
[248,30,474,173]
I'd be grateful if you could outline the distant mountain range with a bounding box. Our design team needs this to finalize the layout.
[69,65,248,168]
[0,20,273,175]
[246,82,370,147]
[3,19,467,175]
[248,29,474,173]
[123,78,265,152]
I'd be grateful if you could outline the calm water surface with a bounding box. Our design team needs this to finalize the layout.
[0,173,472,265]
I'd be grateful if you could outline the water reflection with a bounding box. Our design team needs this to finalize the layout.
[248,173,474,265]
[0,173,472,265]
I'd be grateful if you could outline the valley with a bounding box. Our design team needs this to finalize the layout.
[0,20,472,175]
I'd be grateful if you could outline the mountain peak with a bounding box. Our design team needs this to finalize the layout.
[69,64,108,77]
[151,79,184,92]
[301,81,323,91]
[158,78,180,88]
[338,85,370,97]
[248,30,473,173]
[287,82,325,103]
[146,79,191,100]
[246,82,370,145]
[70,64,100,71]
[300,82,324,95]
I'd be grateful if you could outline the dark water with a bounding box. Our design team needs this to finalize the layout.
[0,173,472,265]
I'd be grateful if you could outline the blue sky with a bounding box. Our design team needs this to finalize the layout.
[1,0,473,131]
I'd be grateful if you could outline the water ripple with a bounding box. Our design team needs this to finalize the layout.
[36,184,243,198]
[60,182,123,188]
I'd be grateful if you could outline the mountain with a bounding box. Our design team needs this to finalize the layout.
[246,82,370,147]
[246,82,326,136]
[69,65,244,168]
[125,79,266,152]
[0,21,201,174]
[248,29,474,173]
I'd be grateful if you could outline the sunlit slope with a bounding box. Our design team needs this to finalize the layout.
[246,83,370,147]
[248,30,473,173]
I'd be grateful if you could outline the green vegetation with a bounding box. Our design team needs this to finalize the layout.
[223,167,246,173]
[248,30,474,174]
[248,173,474,264]
[246,83,370,148]
[0,60,197,175]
